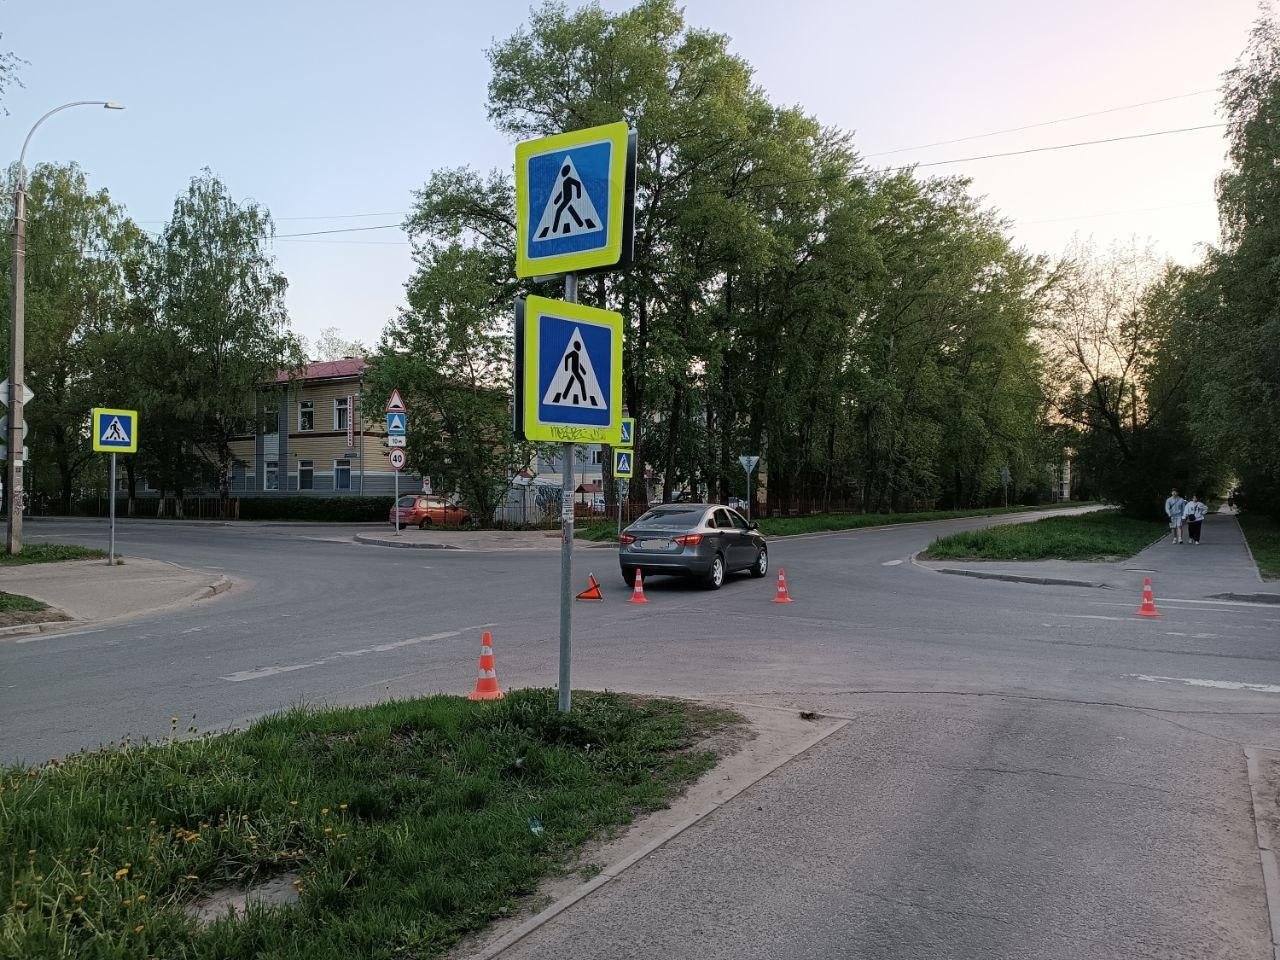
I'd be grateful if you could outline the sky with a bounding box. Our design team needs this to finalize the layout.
[1,0,1262,350]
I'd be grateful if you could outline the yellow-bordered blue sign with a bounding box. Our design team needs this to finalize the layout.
[514,295,623,444]
[91,407,138,453]
[515,122,635,278]
[613,448,634,479]
[619,417,635,448]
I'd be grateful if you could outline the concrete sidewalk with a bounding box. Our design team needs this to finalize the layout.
[915,510,1280,601]
[0,557,232,637]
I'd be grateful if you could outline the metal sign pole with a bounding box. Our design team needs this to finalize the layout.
[744,465,752,523]
[394,468,400,536]
[108,452,116,564]
[617,478,624,539]
[558,271,579,714]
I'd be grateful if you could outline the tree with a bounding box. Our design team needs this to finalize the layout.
[145,171,302,504]
[0,162,145,509]
[305,326,367,361]
[365,242,538,523]
[0,33,24,114]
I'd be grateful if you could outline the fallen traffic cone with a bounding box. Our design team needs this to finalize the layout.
[467,631,505,700]
[576,573,604,602]
[772,567,795,604]
[1135,577,1161,618]
[628,569,649,604]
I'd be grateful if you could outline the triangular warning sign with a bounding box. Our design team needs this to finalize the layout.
[386,389,406,413]
[575,574,604,602]
[534,155,603,240]
[542,327,606,409]
[101,417,129,443]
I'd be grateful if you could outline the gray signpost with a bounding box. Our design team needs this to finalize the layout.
[739,455,760,521]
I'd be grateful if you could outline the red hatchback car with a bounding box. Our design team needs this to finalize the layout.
[389,495,471,528]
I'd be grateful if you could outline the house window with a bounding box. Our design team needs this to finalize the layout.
[298,400,314,432]
[334,396,350,431]
[264,460,279,491]
[298,460,314,490]
[590,448,605,466]
[334,459,352,491]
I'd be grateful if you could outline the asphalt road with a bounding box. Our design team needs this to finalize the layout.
[6,511,1280,958]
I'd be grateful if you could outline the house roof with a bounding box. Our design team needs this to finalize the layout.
[276,358,367,384]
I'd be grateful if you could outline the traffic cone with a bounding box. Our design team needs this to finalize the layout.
[627,569,649,604]
[772,567,795,604]
[1135,577,1161,618]
[467,631,505,700]
[576,573,604,602]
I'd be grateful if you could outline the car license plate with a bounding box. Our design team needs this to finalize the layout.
[637,539,667,550]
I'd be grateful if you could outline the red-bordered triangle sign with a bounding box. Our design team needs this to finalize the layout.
[386,389,406,413]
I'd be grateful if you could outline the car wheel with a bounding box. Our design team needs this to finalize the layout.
[622,567,637,587]
[705,554,725,590]
[419,517,433,529]
[750,547,768,578]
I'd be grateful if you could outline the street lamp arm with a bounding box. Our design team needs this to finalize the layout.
[17,100,124,179]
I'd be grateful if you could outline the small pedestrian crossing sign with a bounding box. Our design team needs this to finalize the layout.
[619,417,634,447]
[516,121,635,278]
[613,448,634,479]
[91,408,138,453]
[514,295,623,444]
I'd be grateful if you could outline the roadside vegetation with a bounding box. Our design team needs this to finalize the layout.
[0,690,734,959]
[0,543,106,566]
[1239,514,1280,580]
[0,592,46,613]
[576,502,1092,542]
[922,510,1165,562]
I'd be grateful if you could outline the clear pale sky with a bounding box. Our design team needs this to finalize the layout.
[1,0,1261,348]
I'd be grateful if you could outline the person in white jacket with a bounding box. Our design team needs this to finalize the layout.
[1165,489,1187,544]
[1185,494,1209,544]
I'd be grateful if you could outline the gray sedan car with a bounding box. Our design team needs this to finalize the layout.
[619,503,768,590]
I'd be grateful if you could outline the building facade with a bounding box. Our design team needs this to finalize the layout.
[227,359,421,495]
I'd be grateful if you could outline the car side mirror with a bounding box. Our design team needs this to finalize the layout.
[749,521,760,530]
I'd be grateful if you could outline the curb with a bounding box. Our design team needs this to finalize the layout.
[1210,593,1280,606]
[463,707,851,960]
[1243,747,1280,960]
[0,615,84,639]
[353,534,463,550]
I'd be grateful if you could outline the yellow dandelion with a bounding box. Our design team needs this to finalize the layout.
[320,807,329,816]
[136,894,146,902]
[134,924,144,934]
[73,896,84,903]
[339,803,348,810]
[323,827,332,834]
[113,868,129,880]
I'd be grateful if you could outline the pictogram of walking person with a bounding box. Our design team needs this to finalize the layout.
[553,339,597,406]
[539,162,597,238]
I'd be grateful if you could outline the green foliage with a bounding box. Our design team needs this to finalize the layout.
[0,592,46,612]
[923,510,1165,561]
[0,690,732,959]
[0,543,107,565]
[382,0,1054,521]
[1239,513,1280,580]
[235,496,395,522]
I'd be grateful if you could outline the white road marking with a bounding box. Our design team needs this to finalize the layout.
[1062,614,1129,622]
[881,559,904,566]
[220,625,491,682]
[1127,674,1280,694]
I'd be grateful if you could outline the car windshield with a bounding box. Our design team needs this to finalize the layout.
[632,507,704,528]
[396,496,415,507]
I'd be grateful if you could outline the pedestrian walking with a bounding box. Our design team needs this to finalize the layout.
[1186,494,1208,544]
[1165,488,1187,544]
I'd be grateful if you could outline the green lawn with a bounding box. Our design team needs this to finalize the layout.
[922,509,1166,561]
[0,592,47,613]
[576,501,1092,542]
[1239,513,1280,580]
[0,690,735,959]
[0,543,107,565]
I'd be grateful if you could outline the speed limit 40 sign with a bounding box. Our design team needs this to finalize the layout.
[389,448,407,471]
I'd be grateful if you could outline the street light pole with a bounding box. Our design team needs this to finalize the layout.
[6,100,123,555]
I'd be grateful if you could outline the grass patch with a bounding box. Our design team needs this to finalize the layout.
[577,501,1092,542]
[0,543,106,566]
[0,592,47,613]
[0,690,736,959]
[922,509,1165,561]
[1239,513,1280,580]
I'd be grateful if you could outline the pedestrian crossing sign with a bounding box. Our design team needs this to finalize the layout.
[619,417,634,447]
[91,407,138,453]
[515,121,635,278]
[514,295,623,444]
[613,448,634,479]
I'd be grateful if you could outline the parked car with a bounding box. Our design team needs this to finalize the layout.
[389,495,471,528]
[619,503,768,590]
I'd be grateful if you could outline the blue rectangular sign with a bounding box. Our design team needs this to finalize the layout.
[386,412,407,435]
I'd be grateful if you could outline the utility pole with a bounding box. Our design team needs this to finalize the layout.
[6,101,124,554]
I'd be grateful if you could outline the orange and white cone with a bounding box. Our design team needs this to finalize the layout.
[1135,577,1161,618]
[628,569,649,604]
[576,573,604,602]
[772,567,795,604]
[467,631,505,700]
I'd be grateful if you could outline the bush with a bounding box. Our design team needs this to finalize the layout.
[236,496,396,522]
